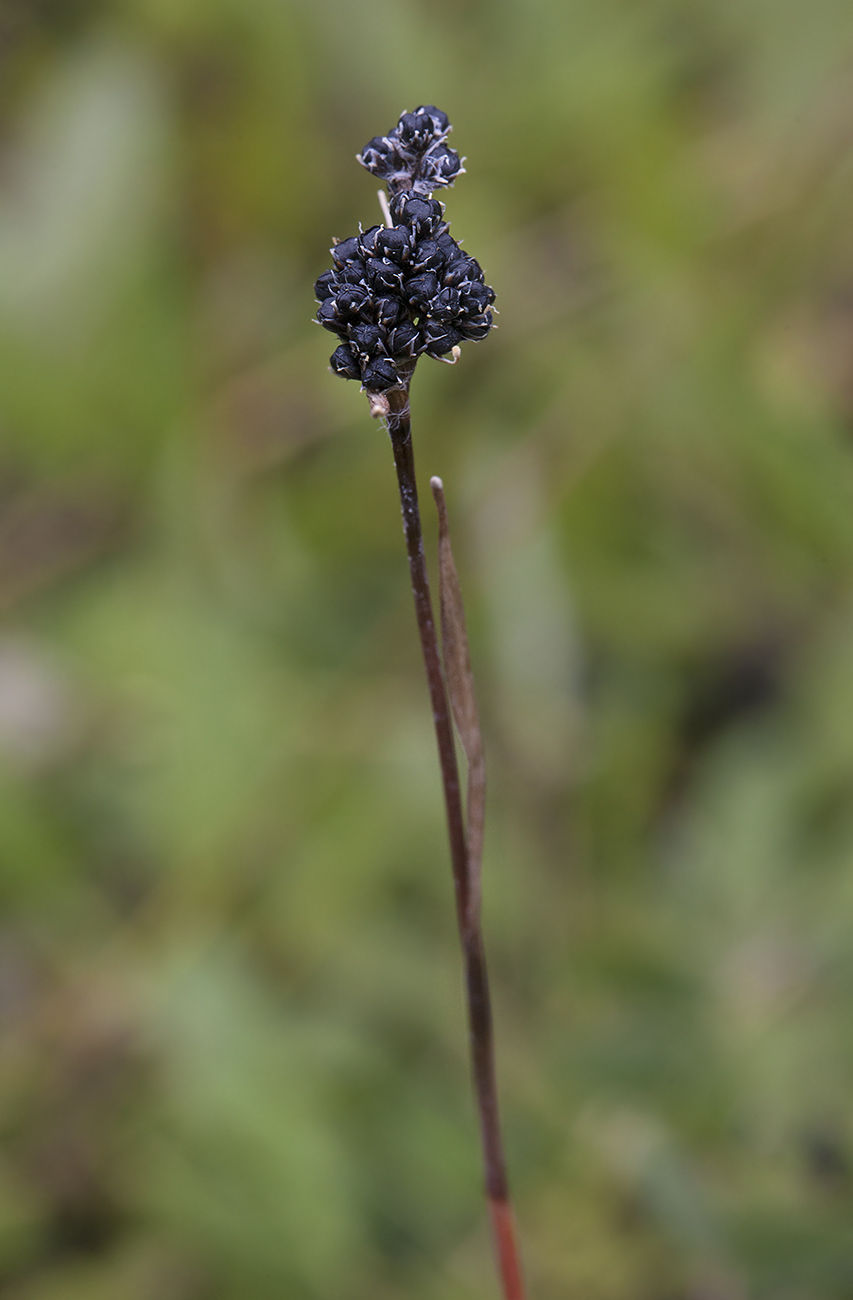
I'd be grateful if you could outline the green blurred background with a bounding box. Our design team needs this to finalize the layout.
[2,1,853,1297]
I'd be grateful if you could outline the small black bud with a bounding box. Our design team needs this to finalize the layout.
[432,286,462,322]
[390,193,443,237]
[360,135,392,161]
[330,343,361,379]
[443,253,478,286]
[358,226,384,257]
[404,272,440,310]
[375,226,412,264]
[317,298,344,332]
[423,320,462,355]
[361,357,399,390]
[314,269,338,301]
[427,143,464,186]
[335,283,369,313]
[412,105,450,135]
[357,137,407,182]
[367,258,404,294]
[459,282,493,314]
[456,314,493,341]
[385,322,423,356]
[374,295,406,327]
[396,111,436,155]
[338,260,368,287]
[350,323,385,357]
[410,239,445,274]
[331,235,362,266]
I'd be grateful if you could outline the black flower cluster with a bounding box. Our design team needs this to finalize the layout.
[315,109,494,396]
[357,104,464,197]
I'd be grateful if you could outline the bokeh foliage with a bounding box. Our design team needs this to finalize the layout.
[1,1,853,1296]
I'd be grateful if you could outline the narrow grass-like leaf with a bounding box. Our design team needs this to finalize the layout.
[431,475,486,935]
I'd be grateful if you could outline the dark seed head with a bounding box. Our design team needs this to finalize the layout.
[319,109,494,391]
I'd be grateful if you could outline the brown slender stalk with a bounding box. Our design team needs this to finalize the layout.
[385,383,526,1300]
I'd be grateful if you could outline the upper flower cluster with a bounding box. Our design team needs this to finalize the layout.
[315,108,494,396]
[357,105,464,197]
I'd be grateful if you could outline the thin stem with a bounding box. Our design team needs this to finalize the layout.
[385,384,526,1300]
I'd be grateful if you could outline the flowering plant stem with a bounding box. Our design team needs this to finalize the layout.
[385,383,526,1300]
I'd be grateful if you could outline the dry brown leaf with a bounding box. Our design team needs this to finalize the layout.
[431,476,485,933]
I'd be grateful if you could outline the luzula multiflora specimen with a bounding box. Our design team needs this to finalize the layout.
[315,109,525,1300]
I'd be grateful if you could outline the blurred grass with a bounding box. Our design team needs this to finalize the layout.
[1,1,853,1296]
